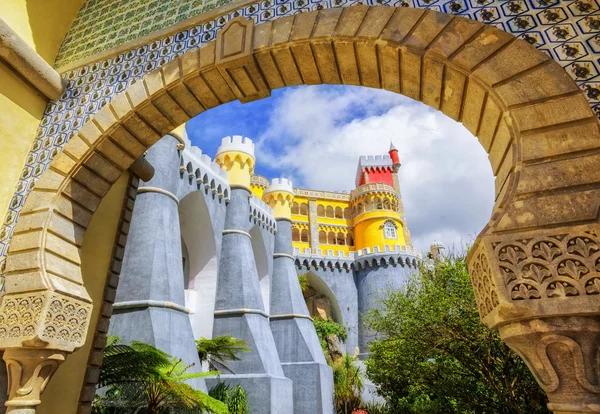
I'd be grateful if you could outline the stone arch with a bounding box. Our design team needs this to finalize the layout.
[299,202,309,215]
[302,271,344,326]
[178,190,219,340]
[317,204,325,217]
[2,7,600,412]
[249,225,270,314]
[300,228,309,243]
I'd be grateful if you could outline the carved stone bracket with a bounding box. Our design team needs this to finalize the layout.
[3,348,66,413]
[468,224,600,412]
[500,317,600,413]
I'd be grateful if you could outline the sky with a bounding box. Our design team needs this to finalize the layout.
[186,85,495,254]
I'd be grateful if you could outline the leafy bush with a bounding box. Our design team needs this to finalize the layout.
[365,256,550,414]
[313,317,347,349]
[209,382,249,414]
[298,275,310,293]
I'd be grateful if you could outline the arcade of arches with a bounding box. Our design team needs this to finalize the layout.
[1,5,600,413]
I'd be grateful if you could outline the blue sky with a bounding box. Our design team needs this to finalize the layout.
[186,85,495,253]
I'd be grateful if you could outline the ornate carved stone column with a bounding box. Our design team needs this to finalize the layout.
[468,225,600,413]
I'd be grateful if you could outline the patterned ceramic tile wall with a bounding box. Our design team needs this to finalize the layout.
[55,0,237,68]
[1,0,599,290]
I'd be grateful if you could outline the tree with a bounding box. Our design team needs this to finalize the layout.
[93,336,228,414]
[196,335,250,372]
[365,255,550,414]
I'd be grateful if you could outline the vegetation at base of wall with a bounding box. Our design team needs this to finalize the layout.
[313,317,348,350]
[298,275,310,293]
[196,335,250,372]
[92,336,228,414]
[333,354,364,414]
[364,255,550,414]
[209,382,250,414]
[361,402,391,414]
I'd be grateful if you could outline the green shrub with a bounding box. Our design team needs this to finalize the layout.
[313,317,347,349]
[209,382,249,414]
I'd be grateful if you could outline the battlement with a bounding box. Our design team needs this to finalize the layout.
[293,244,421,271]
[265,177,294,195]
[249,195,276,233]
[216,135,255,158]
[355,154,395,187]
[179,140,230,200]
[358,154,392,169]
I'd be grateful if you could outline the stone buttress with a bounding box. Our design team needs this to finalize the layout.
[108,135,205,390]
[210,137,293,412]
[264,178,334,414]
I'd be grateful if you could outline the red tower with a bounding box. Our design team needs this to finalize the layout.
[389,141,400,170]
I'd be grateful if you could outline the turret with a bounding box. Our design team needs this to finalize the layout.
[263,178,294,220]
[430,240,446,260]
[215,135,255,190]
[389,141,400,171]
[350,183,406,252]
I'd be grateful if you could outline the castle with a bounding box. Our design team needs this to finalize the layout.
[1,1,599,413]
[107,123,423,412]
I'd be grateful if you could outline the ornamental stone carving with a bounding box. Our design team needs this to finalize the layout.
[0,291,91,351]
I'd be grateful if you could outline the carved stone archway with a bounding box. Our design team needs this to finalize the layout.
[2,6,600,413]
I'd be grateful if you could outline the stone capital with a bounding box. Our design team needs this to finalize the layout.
[3,348,67,413]
[500,317,600,413]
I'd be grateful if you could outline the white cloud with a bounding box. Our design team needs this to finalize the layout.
[256,86,495,253]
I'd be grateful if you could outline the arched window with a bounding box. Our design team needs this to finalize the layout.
[326,205,334,218]
[335,207,343,218]
[292,228,300,242]
[375,197,383,210]
[300,203,309,215]
[346,232,354,247]
[291,202,299,214]
[357,203,364,214]
[343,208,351,219]
[384,221,398,240]
[336,232,345,245]
[301,229,309,243]
[317,205,325,217]
[319,230,327,244]
[383,199,390,210]
[327,232,336,245]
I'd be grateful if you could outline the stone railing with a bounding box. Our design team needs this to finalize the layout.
[294,188,350,201]
[350,182,397,201]
[251,174,270,188]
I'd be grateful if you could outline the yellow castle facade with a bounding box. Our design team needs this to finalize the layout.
[249,144,413,258]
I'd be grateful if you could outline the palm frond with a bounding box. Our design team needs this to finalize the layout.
[196,335,250,364]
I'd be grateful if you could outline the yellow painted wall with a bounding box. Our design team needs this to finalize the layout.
[0,0,86,64]
[354,210,406,251]
[0,0,84,232]
[38,172,130,414]
[251,184,265,199]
